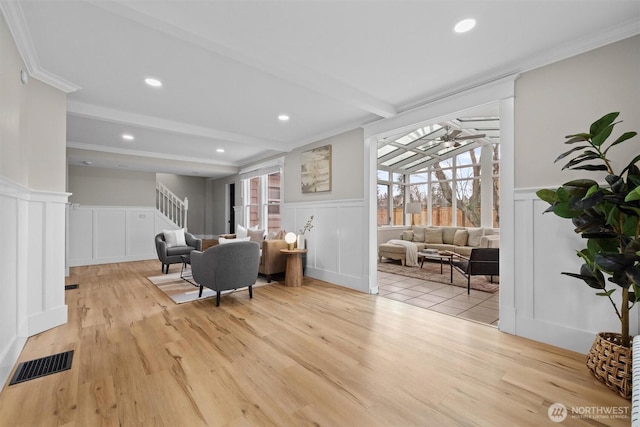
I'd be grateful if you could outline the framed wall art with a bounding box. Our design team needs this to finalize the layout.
[301,144,332,193]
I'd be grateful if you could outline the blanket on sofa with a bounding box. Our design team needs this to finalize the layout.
[388,239,418,267]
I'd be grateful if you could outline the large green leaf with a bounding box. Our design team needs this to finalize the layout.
[562,179,598,196]
[561,271,604,289]
[607,131,638,150]
[565,133,592,142]
[621,154,640,176]
[553,202,581,218]
[536,189,558,204]
[596,253,635,272]
[625,185,640,202]
[589,112,619,136]
[554,145,589,163]
[592,123,615,147]
[571,164,609,171]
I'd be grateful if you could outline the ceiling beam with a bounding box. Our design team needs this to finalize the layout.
[67,101,287,151]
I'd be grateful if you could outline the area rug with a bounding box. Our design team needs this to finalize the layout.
[377,260,499,293]
[146,270,272,304]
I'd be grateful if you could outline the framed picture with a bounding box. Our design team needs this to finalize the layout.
[301,145,332,193]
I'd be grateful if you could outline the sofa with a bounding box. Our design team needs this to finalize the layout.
[378,225,499,266]
[219,233,288,282]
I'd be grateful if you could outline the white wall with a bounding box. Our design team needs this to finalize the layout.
[512,35,640,353]
[67,206,176,267]
[0,15,68,386]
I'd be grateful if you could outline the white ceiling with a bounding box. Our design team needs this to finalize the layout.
[2,0,639,179]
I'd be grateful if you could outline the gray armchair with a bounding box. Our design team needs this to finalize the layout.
[190,241,260,306]
[155,231,202,274]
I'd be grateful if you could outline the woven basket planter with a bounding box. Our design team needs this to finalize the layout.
[585,332,632,399]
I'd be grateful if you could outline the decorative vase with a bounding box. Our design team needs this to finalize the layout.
[297,235,305,249]
[585,332,632,399]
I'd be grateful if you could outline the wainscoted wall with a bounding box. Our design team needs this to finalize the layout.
[67,205,178,267]
[0,177,69,386]
[513,189,640,353]
[283,199,372,293]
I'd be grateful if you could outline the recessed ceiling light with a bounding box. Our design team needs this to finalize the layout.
[122,134,134,141]
[144,77,162,87]
[216,148,225,153]
[454,18,476,33]
[278,114,290,122]
[82,160,93,165]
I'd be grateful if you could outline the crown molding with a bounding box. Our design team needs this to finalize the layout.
[0,0,80,93]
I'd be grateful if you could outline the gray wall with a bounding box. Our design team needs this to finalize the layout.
[516,35,640,189]
[68,165,156,206]
[284,128,364,203]
[0,16,66,191]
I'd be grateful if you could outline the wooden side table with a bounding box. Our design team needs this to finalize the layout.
[280,249,307,287]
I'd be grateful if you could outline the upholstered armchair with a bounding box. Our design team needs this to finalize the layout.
[190,241,260,306]
[155,230,202,274]
[452,248,500,294]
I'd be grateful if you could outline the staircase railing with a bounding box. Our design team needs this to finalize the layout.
[156,182,188,230]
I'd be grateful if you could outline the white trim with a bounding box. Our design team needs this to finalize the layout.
[0,0,81,93]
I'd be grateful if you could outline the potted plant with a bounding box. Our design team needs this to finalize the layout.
[536,112,640,398]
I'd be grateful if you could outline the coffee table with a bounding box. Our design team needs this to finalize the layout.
[418,250,454,283]
[180,254,196,285]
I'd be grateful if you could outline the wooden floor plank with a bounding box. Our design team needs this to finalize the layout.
[0,259,631,426]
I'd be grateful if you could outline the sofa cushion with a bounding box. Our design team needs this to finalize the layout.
[424,228,443,244]
[248,228,265,242]
[467,228,484,247]
[441,227,458,244]
[423,243,456,253]
[401,230,414,241]
[453,229,469,246]
[412,226,426,242]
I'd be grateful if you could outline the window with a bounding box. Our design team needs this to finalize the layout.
[242,170,282,232]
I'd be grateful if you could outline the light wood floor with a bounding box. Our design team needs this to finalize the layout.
[0,260,631,426]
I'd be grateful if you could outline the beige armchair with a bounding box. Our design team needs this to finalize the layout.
[218,234,288,282]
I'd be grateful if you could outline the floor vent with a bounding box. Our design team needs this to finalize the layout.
[9,350,74,385]
[65,284,79,290]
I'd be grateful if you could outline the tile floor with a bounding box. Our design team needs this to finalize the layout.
[377,270,499,326]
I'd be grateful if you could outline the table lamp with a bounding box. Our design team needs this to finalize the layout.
[407,202,422,226]
[285,232,297,250]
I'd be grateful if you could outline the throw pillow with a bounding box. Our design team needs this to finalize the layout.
[248,228,265,242]
[441,227,458,244]
[424,228,443,244]
[453,229,469,246]
[266,231,277,240]
[274,229,287,240]
[467,228,484,247]
[219,236,250,244]
[236,225,248,239]
[412,226,426,243]
[401,230,414,241]
[163,229,178,247]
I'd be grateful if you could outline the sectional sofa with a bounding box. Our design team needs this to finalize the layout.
[378,225,499,266]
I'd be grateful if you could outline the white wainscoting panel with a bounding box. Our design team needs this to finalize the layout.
[283,199,370,293]
[68,206,170,267]
[514,189,639,353]
[0,177,69,387]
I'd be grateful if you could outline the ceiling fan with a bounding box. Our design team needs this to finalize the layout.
[437,126,486,147]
